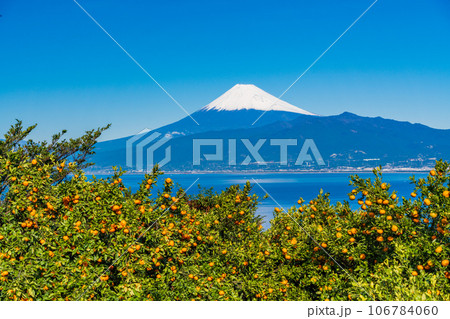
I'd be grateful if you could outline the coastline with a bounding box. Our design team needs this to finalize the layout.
[86,167,433,175]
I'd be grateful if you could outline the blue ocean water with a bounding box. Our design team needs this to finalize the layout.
[91,172,427,228]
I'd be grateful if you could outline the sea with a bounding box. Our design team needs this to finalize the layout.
[90,172,427,229]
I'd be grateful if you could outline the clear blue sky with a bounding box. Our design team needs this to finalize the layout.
[1,0,449,141]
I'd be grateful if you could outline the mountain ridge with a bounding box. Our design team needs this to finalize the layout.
[89,85,450,172]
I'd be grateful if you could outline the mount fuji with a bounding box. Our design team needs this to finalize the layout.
[201,84,315,115]
[91,84,450,172]
[92,84,315,169]
[154,83,315,135]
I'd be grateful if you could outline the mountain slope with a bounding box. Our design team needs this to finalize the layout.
[92,112,450,171]
[89,83,450,172]
[92,84,315,170]
[126,112,450,171]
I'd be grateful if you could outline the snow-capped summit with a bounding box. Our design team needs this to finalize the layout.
[201,84,315,115]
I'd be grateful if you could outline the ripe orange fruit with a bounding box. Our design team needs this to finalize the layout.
[22,181,29,187]
[31,159,37,165]
[424,199,431,206]
[442,260,449,267]
[411,192,417,198]
[349,195,356,200]
[63,236,69,241]
[342,248,348,253]
[436,246,443,253]
[381,183,387,190]
[417,265,424,270]
[443,191,450,198]
[219,291,225,296]
[165,178,172,184]
[391,194,397,200]
[209,262,214,267]
[360,254,366,260]
[391,225,398,232]
[430,170,437,176]
[122,271,128,277]
[376,236,384,242]
[321,243,327,248]
[412,271,418,276]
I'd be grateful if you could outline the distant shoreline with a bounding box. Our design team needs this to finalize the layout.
[86,168,432,175]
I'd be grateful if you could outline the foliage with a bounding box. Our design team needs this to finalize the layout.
[0,120,110,200]
[0,123,449,300]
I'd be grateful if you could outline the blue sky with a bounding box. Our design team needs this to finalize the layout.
[1,0,449,141]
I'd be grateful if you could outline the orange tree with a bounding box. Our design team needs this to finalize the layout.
[0,122,449,300]
[265,165,450,300]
